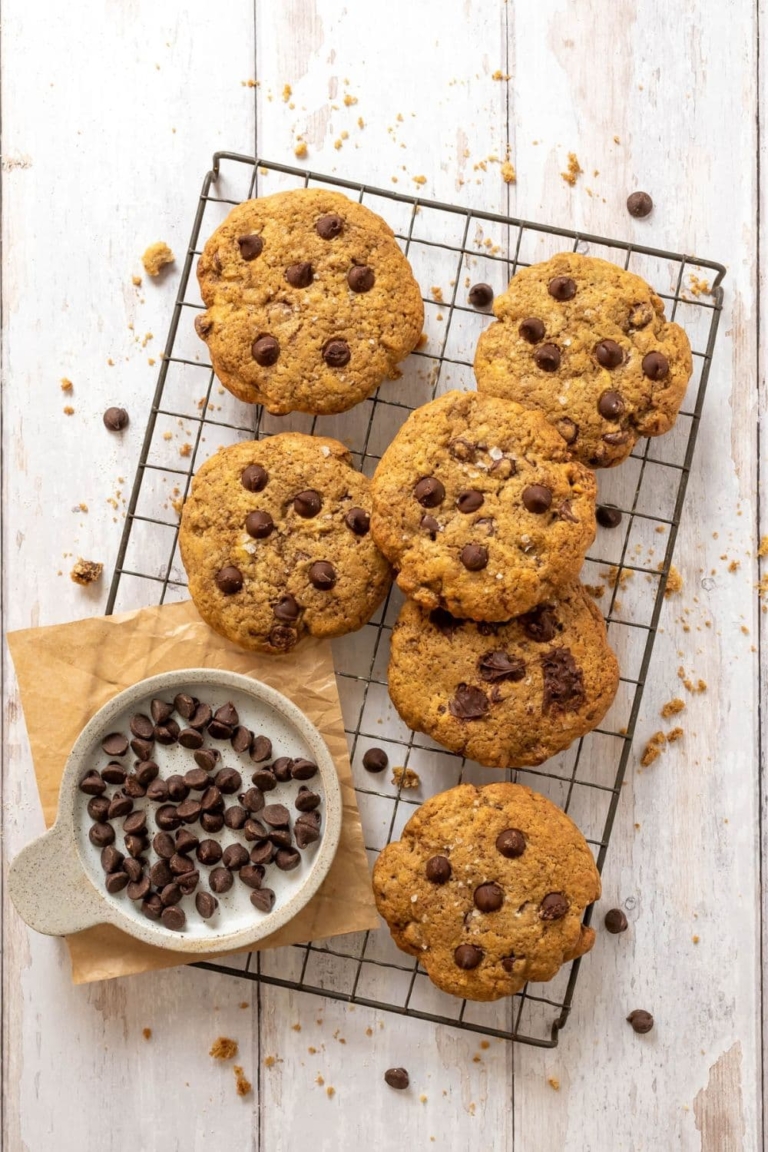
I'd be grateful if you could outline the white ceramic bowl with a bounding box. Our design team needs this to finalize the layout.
[9,669,342,954]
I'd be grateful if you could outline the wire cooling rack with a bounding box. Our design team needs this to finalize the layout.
[106,152,725,1047]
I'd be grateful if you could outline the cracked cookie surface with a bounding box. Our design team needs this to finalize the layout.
[179,433,391,652]
[195,189,424,415]
[372,782,600,1001]
[474,252,692,467]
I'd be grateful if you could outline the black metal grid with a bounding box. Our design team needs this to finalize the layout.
[106,152,725,1047]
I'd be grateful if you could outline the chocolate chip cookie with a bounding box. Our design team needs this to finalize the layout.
[370,390,597,621]
[474,252,693,467]
[194,189,424,415]
[179,434,391,652]
[372,782,600,1001]
[388,583,618,767]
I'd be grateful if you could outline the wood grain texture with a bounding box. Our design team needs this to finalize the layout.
[1,0,762,1149]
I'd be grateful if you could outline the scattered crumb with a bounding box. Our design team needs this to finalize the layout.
[431,286,444,303]
[243,78,257,88]
[70,558,103,586]
[677,666,707,693]
[163,431,173,441]
[491,69,510,81]
[142,241,175,277]
[179,443,192,458]
[233,1066,252,1097]
[77,503,88,513]
[60,377,73,392]
[501,160,516,184]
[688,275,711,297]
[758,536,768,558]
[561,152,582,186]
[308,1046,317,1054]
[413,175,427,186]
[692,935,700,944]
[613,135,621,144]
[548,1077,560,1091]
[210,1037,238,1060]
[480,1041,490,1050]
[326,1086,336,1099]
[365,1028,373,1037]
[142,1028,152,1041]
[344,94,358,106]
[132,275,142,287]
[663,564,683,596]
[107,358,114,366]
[416,333,428,350]
[472,1054,482,1063]
[728,559,740,573]
[264,1055,277,1068]
[148,357,156,366]
[584,583,605,599]
[661,698,685,719]
[641,731,666,767]
[141,331,153,348]
[602,565,632,589]
[63,405,75,415]
[758,574,768,599]
[667,727,684,743]
[357,116,365,128]
[294,140,308,158]
[334,139,343,151]
[420,1094,428,1104]
[316,1074,325,1086]
[282,83,292,102]
[291,1023,302,1032]
[239,1002,249,1009]
[392,767,420,789]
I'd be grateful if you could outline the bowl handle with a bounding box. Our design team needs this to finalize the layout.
[9,824,106,936]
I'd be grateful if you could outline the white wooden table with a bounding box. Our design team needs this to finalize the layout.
[2,2,762,1148]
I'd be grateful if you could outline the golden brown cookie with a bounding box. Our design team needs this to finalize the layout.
[372,782,600,1001]
[388,583,618,767]
[194,189,424,415]
[474,252,692,467]
[370,390,596,621]
[179,434,391,653]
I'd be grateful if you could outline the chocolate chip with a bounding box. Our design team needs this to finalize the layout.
[497,829,527,860]
[151,832,173,859]
[176,798,203,824]
[123,811,147,836]
[596,504,622,529]
[196,891,218,919]
[105,872,129,894]
[238,234,264,260]
[154,719,180,746]
[176,730,202,754]
[215,563,245,595]
[193,839,221,867]
[252,335,280,367]
[129,714,153,740]
[519,604,557,642]
[245,510,274,539]
[228,728,251,756]
[122,774,147,799]
[534,343,561,371]
[556,417,579,444]
[519,316,545,343]
[145,778,169,804]
[603,430,630,446]
[642,350,669,380]
[250,888,276,912]
[203,714,233,741]
[161,906,186,931]
[348,265,375,292]
[294,818,320,849]
[454,944,483,970]
[89,822,115,847]
[215,701,239,727]
[131,737,154,761]
[460,543,488,571]
[291,759,318,781]
[420,514,439,539]
[449,438,476,462]
[425,855,451,884]
[107,793,133,821]
[271,757,293,782]
[627,1009,654,1033]
[244,819,268,842]
[295,787,321,812]
[626,191,653,218]
[286,261,313,288]
[456,490,484,514]
[165,776,188,803]
[201,786,224,814]
[249,841,275,866]
[501,955,519,973]
[474,882,504,912]
[345,507,370,535]
[238,863,265,889]
[123,857,144,881]
[468,282,493,308]
[201,812,224,833]
[217,843,247,871]
[241,787,265,813]
[134,760,159,786]
[209,867,233,894]
[413,476,445,508]
[309,560,336,590]
[541,647,585,714]
[449,684,489,720]
[275,848,301,871]
[124,833,147,858]
[180,768,206,792]
[149,860,173,888]
[102,405,130,433]
[595,339,624,368]
[216,768,243,795]
[80,771,106,796]
[598,390,625,420]
[223,804,248,830]
[142,893,163,921]
[548,275,576,301]
[174,693,197,719]
[294,489,322,517]
[269,828,293,850]
[478,651,525,682]
[88,795,111,820]
[273,595,300,624]
[100,845,125,874]
[600,907,629,936]
[160,883,182,907]
[188,702,213,730]
[384,1068,410,1090]
[127,875,151,902]
[362,747,388,773]
[316,213,343,239]
[262,803,290,828]
[241,464,268,493]
[522,484,552,514]
[102,732,128,757]
[178,870,200,896]
[322,339,351,367]
[175,828,200,855]
[539,892,569,920]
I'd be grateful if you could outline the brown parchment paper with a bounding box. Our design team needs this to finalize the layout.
[7,599,379,984]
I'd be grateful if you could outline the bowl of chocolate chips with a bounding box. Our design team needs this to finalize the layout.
[9,669,342,952]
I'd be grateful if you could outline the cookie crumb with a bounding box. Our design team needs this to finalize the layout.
[548,1077,560,1091]
[561,152,582,186]
[641,731,666,767]
[334,138,343,151]
[210,1036,238,1060]
[660,697,685,719]
[344,94,358,106]
[431,286,444,303]
[264,1055,277,1067]
[179,443,192,458]
[602,565,632,589]
[308,1046,317,1054]
[70,558,103,586]
[357,116,365,128]
[142,1028,152,1040]
[758,536,768,558]
[584,583,605,599]
[728,559,740,573]
[392,766,420,789]
[326,1086,336,1099]
[60,377,73,392]
[282,83,292,102]
[692,934,700,944]
[667,727,684,742]
[416,333,428,350]
[613,134,621,144]
[239,1002,249,1009]
[132,275,142,287]
[501,160,516,184]
[291,1023,301,1032]
[233,1066,251,1097]
[316,1074,325,1086]
[662,564,683,596]
[142,241,175,277]
[491,69,510,80]
[413,175,427,186]
[420,1094,428,1104]
[63,405,75,415]
[688,275,711,297]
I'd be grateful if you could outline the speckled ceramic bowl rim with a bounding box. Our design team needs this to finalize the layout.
[9,669,342,954]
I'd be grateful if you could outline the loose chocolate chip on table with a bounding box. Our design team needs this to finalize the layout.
[102,732,129,757]
[478,651,525,682]
[105,872,130,894]
[294,489,322,517]
[286,261,313,288]
[468,282,494,309]
[89,822,115,848]
[598,390,625,420]
[522,484,552,514]
[250,734,273,763]
[626,191,653,218]
[216,565,244,594]
[88,795,111,821]
[496,828,526,858]
[540,892,569,920]
[456,490,484,514]
[460,543,488,571]
[127,876,151,902]
[122,775,147,799]
[323,339,351,367]
[161,906,186,931]
[153,831,175,858]
[420,514,439,539]
[627,1009,654,1034]
[124,834,148,859]
[101,845,125,874]
[241,787,265,814]
[196,891,219,919]
[151,698,174,724]
[230,726,253,754]
[348,264,375,292]
[80,771,106,796]
[262,804,290,828]
[130,714,154,740]
[179,727,204,750]
[134,760,159,786]
[184,767,210,791]
[344,507,370,535]
[131,737,155,761]
[146,778,169,804]
[123,810,147,836]
[142,893,163,921]
[251,888,276,912]
[534,343,561,371]
[201,811,225,834]
[595,339,624,369]
[519,316,545,343]
[291,759,318,781]
[271,757,293,782]
[103,406,129,432]
[252,334,280,367]
[449,684,489,720]
[596,504,623,529]
[188,702,213,730]
[155,719,180,746]
[309,560,336,590]
[196,839,222,866]
[178,870,200,895]
[316,213,343,239]
[474,882,504,912]
[221,843,250,871]
[605,908,629,934]
[244,818,268,842]
[177,799,203,824]
[156,804,182,831]
[150,860,174,887]
[295,787,321,812]
[175,828,200,854]
[209,867,234,894]
[275,848,301,871]
[251,768,277,792]
[454,944,484,970]
[548,275,577,301]
[413,476,445,508]
[201,786,224,813]
[250,841,275,866]
[166,775,190,802]
[174,693,197,719]
[238,234,264,260]
[195,749,220,774]
[217,768,243,795]
[384,1068,410,1090]
[241,464,269,494]
[160,883,183,907]
[425,855,452,884]
[123,857,144,882]
[642,350,669,380]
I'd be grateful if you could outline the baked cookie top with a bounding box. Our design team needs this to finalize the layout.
[372,782,600,1001]
[474,252,693,468]
[179,433,391,653]
[388,583,618,768]
[194,189,424,416]
[370,390,597,621]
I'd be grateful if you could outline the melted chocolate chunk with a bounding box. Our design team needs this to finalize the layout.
[540,648,585,713]
[448,684,489,720]
[518,604,558,643]
[477,651,526,683]
[429,607,464,636]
